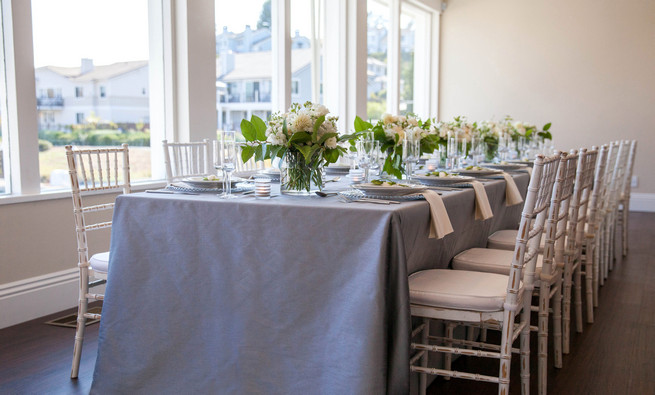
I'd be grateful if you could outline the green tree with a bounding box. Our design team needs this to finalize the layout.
[257,0,271,29]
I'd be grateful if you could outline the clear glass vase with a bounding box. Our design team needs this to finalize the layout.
[280,150,323,196]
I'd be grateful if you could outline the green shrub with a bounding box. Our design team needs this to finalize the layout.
[38,139,53,152]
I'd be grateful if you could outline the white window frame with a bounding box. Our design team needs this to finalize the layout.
[0,0,441,204]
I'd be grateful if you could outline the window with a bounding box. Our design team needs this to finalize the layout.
[0,10,7,195]
[399,13,414,115]
[367,0,388,120]
[216,0,273,134]
[290,0,322,104]
[31,0,152,190]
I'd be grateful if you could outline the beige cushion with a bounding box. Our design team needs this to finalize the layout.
[89,251,109,273]
[487,230,546,253]
[452,248,543,277]
[409,269,510,312]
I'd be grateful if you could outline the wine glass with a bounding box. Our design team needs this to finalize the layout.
[219,131,238,199]
[213,139,225,189]
[357,139,379,183]
[402,137,420,181]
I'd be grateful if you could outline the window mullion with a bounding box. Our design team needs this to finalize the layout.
[2,0,40,194]
[387,0,401,114]
[272,0,291,113]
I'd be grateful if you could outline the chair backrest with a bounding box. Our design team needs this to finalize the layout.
[65,144,131,268]
[587,145,609,236]
[541,151,579,278]
[622,140,637,198]
[565,148,598,265]
[598,142,619,215]
[608,141,630,211]
[236,143,265,172]
[506,153,561,307]
[162,139,213,184]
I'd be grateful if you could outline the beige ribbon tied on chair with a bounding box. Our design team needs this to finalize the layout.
[422,190,454,239]
[502,172,524,206]
[470,181,493,220]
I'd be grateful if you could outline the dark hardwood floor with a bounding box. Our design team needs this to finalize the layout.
[0,213,653,394]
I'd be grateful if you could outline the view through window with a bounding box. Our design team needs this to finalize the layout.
[367,0,388,121]
[400,13,415,115]
[216,0,274,136]
[31,0,151,190]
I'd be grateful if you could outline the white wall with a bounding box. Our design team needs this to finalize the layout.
[439,0,655,193]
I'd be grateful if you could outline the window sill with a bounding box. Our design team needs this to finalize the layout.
[0,180,167,206]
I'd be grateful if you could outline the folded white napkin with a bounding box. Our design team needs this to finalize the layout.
[502,172,524,206]
[523,167,533,177]
[470,181,494,220]
[422,190,454,239]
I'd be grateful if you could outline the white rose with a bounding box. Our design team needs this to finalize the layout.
[382,113,395,125]
[313,104,329,117]
[408,117,418,127]
[325,137,337,149]
[397,115,407,124]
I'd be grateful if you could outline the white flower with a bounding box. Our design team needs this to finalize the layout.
[325,137,337,149]
[397,115,407,124]
[292,112,313,133]
[382,113,396,125]
[313,104,329,117]
[408,117,419,127]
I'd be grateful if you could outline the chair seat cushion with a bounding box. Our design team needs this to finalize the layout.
[452,248,543,277]
[487,230,545,252]
[409,269,511,312]
[89,251,109,273]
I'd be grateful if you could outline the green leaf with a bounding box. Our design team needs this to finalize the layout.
[254,144,265,161]
[324,148,340,163]
[240,119,257,142]
[312,115,325,142]
[288,132,313,145]
[297,144,318,163]
[241,145,255,162]
[543,122,552,131]
[354,116,373,133]
[252,115,267,141]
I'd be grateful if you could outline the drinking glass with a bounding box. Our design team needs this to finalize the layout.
[219,131,238,199]
[213,139,225,189]
[357,139,380,183]
[497,133,510,162]
[402,137,420,180]
[469,135,483,166]
[446,130,460,170]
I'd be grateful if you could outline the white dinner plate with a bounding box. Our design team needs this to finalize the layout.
[453,167,503,176]
[412,174,475,186]
[182,176,243,188]
[354,183,427,196]
[480,162,528,171]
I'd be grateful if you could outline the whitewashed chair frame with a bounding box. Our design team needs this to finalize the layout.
[618,140,637,257]
[585,145,609,308]
[597,141,619,284]
[452,152,574,395]
[65,144,131,379]
[409,154,560,395]
[607,141,630,271]
[162,139,213,184]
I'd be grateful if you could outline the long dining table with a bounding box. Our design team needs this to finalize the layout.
[90,173,529,394]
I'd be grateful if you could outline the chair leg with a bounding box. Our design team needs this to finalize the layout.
[552,279,563,369]
[622,202,629,256]
[71,280,88,379]
[419,318,429,395]
[584,255,594,324]
[562,262,573,354]
[444,322,455,380]
[574,262,583,333]
[520,300,531,395]
[537,283,551,395]
[498,310,515,395]
[593,237,600,307]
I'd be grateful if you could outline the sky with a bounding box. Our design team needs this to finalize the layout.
[31,0,312,68]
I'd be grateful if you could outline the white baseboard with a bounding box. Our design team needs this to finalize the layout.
[629,193,655,212]
[0,268,102,329]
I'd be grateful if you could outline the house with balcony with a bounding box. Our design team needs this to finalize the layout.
[34,58,149,131]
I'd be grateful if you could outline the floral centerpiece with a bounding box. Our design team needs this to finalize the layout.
[351,114,443,179]
[240,101,345,195]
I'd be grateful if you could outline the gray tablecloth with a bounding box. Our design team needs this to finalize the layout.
[91,174,528,394]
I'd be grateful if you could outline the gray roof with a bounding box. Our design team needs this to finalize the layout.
[218,49,311,82]
[37,60,148,82]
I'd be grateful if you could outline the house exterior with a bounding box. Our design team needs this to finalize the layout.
[34,59,149,130]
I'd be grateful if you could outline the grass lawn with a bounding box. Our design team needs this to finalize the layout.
[39,145,153,190]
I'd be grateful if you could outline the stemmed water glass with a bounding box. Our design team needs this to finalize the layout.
[402,137,420,181]
[219,131,238,199]
[357,139,380,183]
